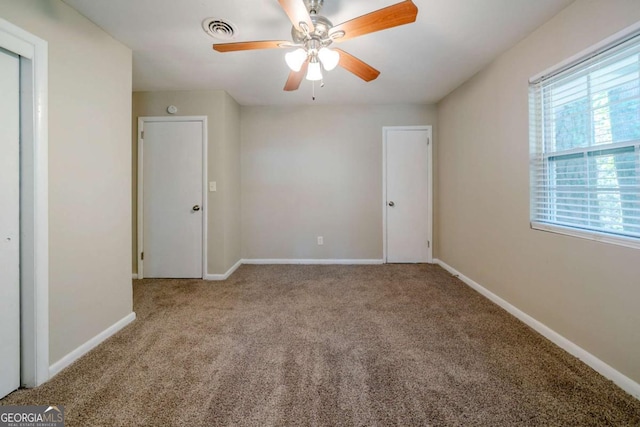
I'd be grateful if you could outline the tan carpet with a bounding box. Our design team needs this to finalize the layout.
[2,264,639,426]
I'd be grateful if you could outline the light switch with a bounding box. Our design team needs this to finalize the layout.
[209,181,217,192]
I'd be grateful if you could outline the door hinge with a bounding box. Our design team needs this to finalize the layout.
[427,137,430,145]
[428,241,431,248]
[141,252,144,260]
[140,131,144,139]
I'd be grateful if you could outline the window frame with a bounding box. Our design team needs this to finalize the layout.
[529,22,640,250]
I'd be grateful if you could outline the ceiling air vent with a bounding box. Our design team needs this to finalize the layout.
[202,18,237,40]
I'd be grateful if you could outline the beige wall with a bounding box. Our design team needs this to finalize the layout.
[437,0,640,383]
[0,0,133,363]
[133,99,432,267]
[222,93,242,270]
[132,90,242,275]
[241,104,437,260]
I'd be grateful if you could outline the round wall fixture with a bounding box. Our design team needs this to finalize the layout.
[167,105,178,114]
[202,18,237,40]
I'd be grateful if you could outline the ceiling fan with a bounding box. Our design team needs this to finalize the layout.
[212,0,419,92]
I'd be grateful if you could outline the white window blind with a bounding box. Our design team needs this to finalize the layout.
[530,32,640,248]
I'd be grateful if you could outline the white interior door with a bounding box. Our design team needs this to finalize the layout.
[142,119,204,278]
[0,47,21,398]
[385,127,431,263]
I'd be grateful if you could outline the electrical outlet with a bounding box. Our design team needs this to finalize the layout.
[317,236,323,245]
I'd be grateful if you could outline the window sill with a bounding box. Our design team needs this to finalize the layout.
[531,221,640,250]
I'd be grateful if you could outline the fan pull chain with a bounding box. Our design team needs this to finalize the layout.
[311,80,325,101]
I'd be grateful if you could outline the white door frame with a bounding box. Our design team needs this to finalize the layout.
[0,18,49,387]
[382,126,433,263]
[137,116,208,279]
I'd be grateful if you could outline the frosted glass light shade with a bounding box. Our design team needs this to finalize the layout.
[306,60,323,81]
[318,48,340,71]
[285,48,307,72]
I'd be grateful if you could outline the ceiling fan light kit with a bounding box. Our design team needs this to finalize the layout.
[306,57,323,81]
[211,0,418,95]
[285,48,307,72]
[318,47,339,71]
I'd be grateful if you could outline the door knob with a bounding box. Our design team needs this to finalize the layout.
[388,201,395,207]
[192,205,200,211]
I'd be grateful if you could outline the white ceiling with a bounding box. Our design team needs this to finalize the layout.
[62,0,574,106]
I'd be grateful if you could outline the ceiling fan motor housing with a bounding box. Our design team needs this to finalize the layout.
[291,14,333,47]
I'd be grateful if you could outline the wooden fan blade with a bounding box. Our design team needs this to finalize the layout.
[284,60,309,91]
[329,0,418,42]
[335,49,380,82]
[278,0,315,32]
[213,40,290,52]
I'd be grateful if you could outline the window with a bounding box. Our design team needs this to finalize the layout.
[530,31,640,249]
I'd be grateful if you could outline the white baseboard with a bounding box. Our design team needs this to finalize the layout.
[205,259,243,281]
[205,258,384,279]
[242,258,385,265]
[49,312,136,378]
[132,273,138,279]
[433,258,640,400]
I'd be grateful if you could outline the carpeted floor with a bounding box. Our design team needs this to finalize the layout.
[2,264,639,426]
